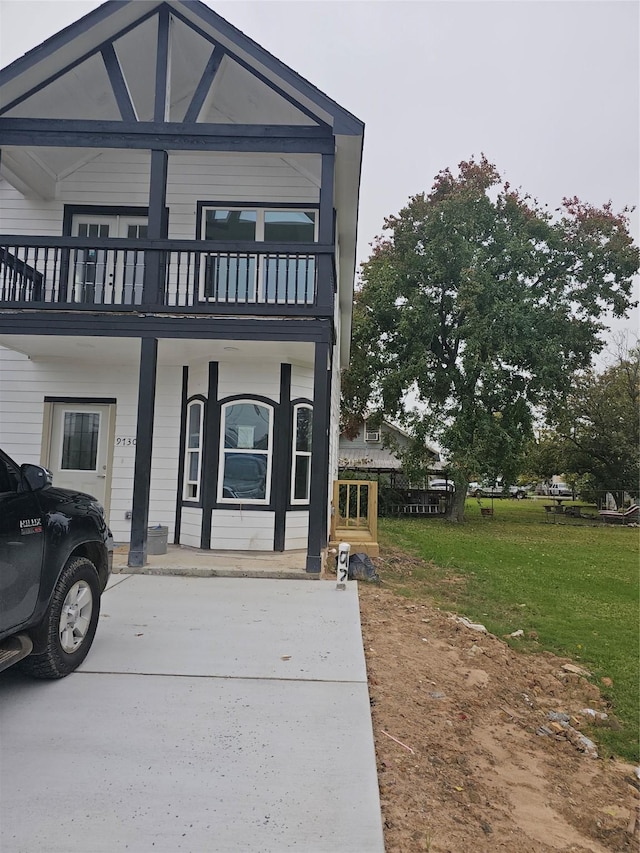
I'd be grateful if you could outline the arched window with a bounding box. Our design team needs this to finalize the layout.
[183,400,204,501]
[291,404,312,504]
[219,401,273,504]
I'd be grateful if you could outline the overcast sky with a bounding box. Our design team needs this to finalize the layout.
[1,0,638,358]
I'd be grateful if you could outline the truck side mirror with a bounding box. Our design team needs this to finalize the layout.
[20,463,53,491]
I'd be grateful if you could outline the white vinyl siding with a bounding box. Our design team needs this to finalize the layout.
[285,511,309,550]
[180,507,202,549]
[217,361,280,403]
[1,150,319,239]
[0,346,181,544]
[210,510,275,550]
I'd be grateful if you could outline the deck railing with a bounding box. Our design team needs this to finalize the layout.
[331,480,379,541]
[0,236,335,313]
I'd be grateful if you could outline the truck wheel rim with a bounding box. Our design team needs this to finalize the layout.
[59,581,93,653]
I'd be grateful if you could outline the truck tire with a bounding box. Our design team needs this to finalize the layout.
[20,556,101,679]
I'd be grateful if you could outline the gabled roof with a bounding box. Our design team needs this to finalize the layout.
[0,0,363,134]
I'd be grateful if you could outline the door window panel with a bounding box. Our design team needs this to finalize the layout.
[123,223,148,303]
[74,223,109,302]
[61,412,100,471]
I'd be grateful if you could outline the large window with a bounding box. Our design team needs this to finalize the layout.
[201,207,317,304]
[183,400,204,501]
[219,401,273,504]
[291,404,312,504]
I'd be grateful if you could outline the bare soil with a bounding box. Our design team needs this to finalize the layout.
[358,553,639,853]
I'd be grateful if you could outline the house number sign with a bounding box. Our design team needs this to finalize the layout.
[115,437,137,447]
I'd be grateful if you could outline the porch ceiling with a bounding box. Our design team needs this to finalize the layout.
[0,335,313,367]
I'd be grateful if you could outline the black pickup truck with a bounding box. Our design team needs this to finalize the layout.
[0,447,112,678]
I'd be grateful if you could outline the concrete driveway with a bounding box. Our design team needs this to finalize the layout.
[0,575,384,853]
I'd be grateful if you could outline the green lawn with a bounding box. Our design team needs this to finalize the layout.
[378,498,639,762]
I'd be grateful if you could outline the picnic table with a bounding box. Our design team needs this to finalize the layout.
[543,500,597,521]
[543,497,571,515]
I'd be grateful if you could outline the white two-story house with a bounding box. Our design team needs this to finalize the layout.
[0,0,364,572]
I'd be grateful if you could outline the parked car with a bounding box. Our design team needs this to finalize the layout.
[0,448,112,678]
[468,479,530,499]
[548,482,573,497]
[428,478,455,492]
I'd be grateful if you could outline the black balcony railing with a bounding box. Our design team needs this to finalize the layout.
[0,237,335,313]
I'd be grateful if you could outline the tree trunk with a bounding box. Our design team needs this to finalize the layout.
[446,487,467,522]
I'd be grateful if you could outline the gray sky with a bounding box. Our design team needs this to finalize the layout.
[1,0,638,359]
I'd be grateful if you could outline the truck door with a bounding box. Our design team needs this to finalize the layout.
[0,453,44,632]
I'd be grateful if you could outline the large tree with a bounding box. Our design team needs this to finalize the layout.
[342,157,639,520]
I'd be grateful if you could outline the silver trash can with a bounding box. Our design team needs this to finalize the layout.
[147,525,168,555]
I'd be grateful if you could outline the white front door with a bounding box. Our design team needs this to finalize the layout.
[49,403,113,508]
[71,215,148,304]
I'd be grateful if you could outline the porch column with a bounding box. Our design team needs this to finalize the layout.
[142,149,169,305]
[316,151,335,314]
[128,337,158,567]
[306,340,331,573]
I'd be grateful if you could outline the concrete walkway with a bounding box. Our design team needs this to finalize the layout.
[112,544,311,579]
[0,575,384,853]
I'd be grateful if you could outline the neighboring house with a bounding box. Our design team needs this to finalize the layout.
[339,419,441,483]
[0,0,364,573]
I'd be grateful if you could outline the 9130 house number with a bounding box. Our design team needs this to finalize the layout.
[115,437,136,446]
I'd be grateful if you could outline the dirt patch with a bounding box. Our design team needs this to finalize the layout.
[358,581,639,852]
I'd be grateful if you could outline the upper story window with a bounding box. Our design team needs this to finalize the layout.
[364,421,380,443]
[201,207,317,304]
[183,400,204,501]
[291,404,313,504]
[218,401,273,504]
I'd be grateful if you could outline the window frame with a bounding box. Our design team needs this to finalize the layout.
[291,403,313,505]
[217,399,274,506]
[183,399,204,502]
[198,205,318,303]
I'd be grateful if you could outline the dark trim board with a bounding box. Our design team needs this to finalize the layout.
[0,314,333,343]
[174,366,190,541]
[43,396,117,404]
[101,44,137,122]
[128,337,158,568]
[200,361,219,549]
[306,340,330,573]
[0,119,335,154]
[273,364,292,551]
[184,46,226,123]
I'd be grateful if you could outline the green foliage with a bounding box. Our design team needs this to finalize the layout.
[343,156,639,520]
[550,345,640,496]
[378,504,640,761]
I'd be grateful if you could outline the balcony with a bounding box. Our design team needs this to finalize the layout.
[0,236,335,316]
